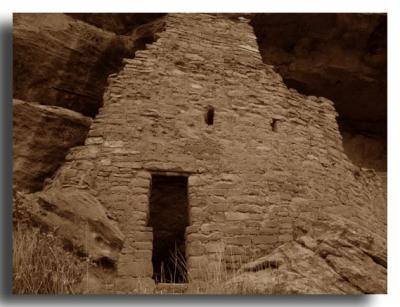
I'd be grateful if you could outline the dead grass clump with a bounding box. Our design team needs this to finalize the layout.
[12,225,85,294]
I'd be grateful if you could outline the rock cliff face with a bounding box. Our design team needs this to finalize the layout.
[13,13,386,294]
[13,13,165,191]
[66,13,166,35]
[251,14,386,127]
[13,13,166,278]
[13,13,165,117]
[13,99,92,192]
[251,13,387,170]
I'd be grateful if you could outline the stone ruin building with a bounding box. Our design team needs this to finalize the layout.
[13,13,387,293]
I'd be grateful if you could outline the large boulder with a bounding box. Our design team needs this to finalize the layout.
[13,99,92,192]
[21,188,124,265]
[226,214,386,294]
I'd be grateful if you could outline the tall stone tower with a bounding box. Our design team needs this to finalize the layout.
[47,14,386,292]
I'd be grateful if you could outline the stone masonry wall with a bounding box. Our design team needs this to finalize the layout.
[46,14,386,291]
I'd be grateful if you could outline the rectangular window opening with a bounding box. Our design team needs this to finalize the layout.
[206,106,214,125]
[148,174,189,283]
[271,118,279,132]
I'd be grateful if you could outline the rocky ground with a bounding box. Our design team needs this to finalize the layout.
[225,214,386,294]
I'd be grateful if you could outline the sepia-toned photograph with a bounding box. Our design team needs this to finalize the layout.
[12,12,387,295]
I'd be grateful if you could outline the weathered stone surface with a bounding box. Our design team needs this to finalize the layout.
[227,241,360,294]
[12,13,166,191]
[114,277,155,294]
[227,214,386,294]
[251,13,387,170]
[66,13,165,35]
[117,261,153,277]
[340,130,386,170]
[13,13,165,116]
[22,188,124,264]
[13,99,92,192]
[251,13,386,127]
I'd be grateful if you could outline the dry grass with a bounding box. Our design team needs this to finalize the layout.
[12,229,276,295]
[154,245,272,295]
[12,225,85,294]
[186,257,281,295]
[12,191,270,295]
[186,252,249,294]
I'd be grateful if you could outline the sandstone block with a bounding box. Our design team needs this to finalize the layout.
[205,242,225,253]
[115,277,155,294]
[117,261,153,277]
[185,53,205,61]
[278,234,293,242]
[188,255,209,268]
[225,236,251,246]
[234,204,263,214]
[129,231,153,242]
[85,137,104,145]
[187,243,205,256]
[252,235,277,244]
[66,146,99,161]
[131,242,153,250]
[225,212,251,221]
[104,140,124,148]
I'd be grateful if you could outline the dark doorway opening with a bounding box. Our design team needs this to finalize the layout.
[148,174,189,283]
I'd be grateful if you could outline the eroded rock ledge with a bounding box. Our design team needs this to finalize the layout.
[13,13,165,117]
[13,13,166,191]
[15,187,124,266]
[13,99,92,192]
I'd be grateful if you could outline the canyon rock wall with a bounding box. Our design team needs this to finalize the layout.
[13,13,165,117]
[252,13,387,171]
[13,13,165,191]
[251,13,386,128]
